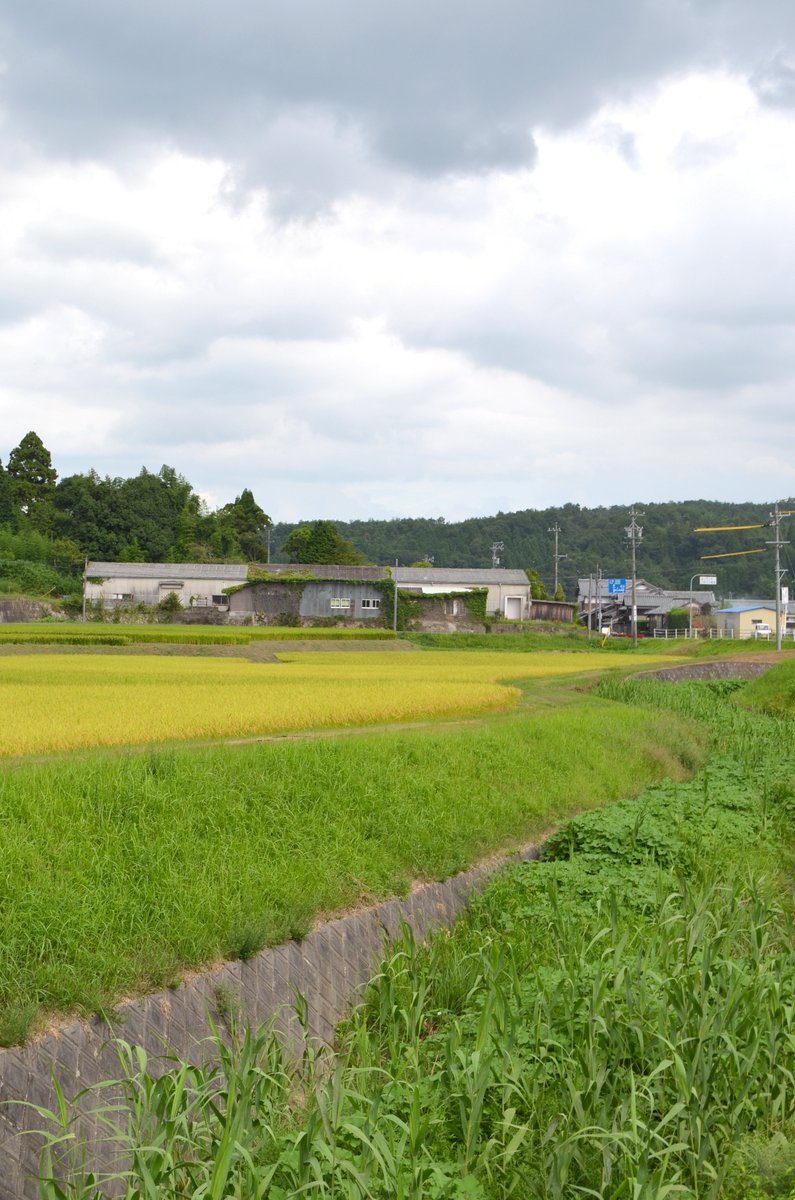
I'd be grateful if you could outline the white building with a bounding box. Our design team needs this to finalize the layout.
[84,561,249,609]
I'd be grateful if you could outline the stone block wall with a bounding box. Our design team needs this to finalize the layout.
[0,846,540,1199]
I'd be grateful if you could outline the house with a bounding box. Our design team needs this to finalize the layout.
[84,561,249,610]
[394,567,532,620]
[713,604,778,638]
[577,577,716,635]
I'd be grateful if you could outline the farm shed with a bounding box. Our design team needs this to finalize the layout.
[84,562,248,610]
[530,599,576,623]
[228,564,387,623]
[394,567,532,620]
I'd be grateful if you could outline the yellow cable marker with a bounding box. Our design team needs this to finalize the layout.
[700,549,767,559]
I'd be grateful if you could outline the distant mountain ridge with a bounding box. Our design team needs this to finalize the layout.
[273,500,795,600]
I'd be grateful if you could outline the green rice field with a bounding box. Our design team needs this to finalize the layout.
[0,641,700,1044]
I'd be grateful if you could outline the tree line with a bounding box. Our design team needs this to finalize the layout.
[0,431,272,568]
[0,432,363,582]
[274,499,795,600]
[1,431,790,600]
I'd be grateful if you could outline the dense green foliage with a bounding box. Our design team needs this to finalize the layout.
[0,687,698,1046]
[283,518,367,565]
[0,432,272,568]
[0,458,15,526]
[6,431,57,530]
[736,658,795,717]
[40,677,795,1198]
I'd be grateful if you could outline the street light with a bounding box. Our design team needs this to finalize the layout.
[689,572,717,639]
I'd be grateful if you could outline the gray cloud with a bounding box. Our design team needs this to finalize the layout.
[3,0,784,188]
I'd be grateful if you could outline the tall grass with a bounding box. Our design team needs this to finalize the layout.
[0,694,700,1045]
[37,678,795,1198]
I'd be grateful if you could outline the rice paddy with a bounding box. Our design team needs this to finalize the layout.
[0,648,671,757]
[0,637,698,1044]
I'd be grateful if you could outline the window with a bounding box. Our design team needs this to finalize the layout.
[330,597,351,609]
[112,592,133,601]
[361,598,381,609]
[212,595,229,606]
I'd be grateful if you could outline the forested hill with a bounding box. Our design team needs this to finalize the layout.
[273,500,795,599]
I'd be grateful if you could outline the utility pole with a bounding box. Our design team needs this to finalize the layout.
[490,541,504,569]
[625,508,644,648]
[548,522,566,595]
[767,505,789,652]
[393,558,399,634]
[596,564,602,635]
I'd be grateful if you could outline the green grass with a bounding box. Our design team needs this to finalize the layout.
[0,692,701,1045]
[405,630,595,652]
[403,629,785,658]
[0,622,396,646]
[38,677,795,1199]
[735,657,795,716]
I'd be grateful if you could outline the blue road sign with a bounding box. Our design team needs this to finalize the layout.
[608,578,627,595]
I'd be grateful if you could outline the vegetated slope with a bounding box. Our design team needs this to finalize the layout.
[0,685,701,1045]
[735,656,795,716]
[49,676,795,1198]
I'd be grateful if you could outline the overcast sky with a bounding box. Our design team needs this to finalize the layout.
[1,0,795,522]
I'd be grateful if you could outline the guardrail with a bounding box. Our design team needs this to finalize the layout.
[652,628,795,641]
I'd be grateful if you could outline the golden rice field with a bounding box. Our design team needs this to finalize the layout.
[0,649,669,757]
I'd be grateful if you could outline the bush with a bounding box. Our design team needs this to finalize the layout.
[157,591,183,622]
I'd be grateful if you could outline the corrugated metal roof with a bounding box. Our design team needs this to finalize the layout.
[717,605,776,614]
[247,563,387,581]
[86,562,249,580]
[395,567,529,585]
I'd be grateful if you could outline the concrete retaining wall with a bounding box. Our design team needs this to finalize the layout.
[643,660,773,683]
[0,846,540,1199]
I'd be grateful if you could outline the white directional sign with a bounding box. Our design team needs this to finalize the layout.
[699,575,717,586]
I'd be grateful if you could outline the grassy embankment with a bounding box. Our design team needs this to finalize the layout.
[408,629,795,657]
[0,622,396,646]
[0,648,699,1045]
[42,669,795,1199]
